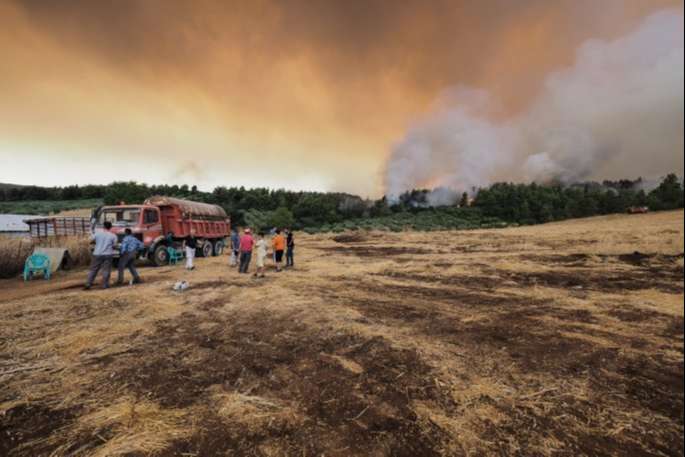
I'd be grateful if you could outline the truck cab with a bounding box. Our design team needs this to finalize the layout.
[94,205,163,254]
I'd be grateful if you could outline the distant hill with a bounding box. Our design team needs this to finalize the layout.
[0,198,102,216]
[0,183,27,190]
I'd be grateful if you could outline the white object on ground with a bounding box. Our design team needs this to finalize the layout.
[173,280,189,291]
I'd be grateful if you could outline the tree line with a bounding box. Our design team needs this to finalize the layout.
[1,174,682,231]
[473,175,684,224]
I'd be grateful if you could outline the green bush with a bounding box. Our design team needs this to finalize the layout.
[268,207,295,229]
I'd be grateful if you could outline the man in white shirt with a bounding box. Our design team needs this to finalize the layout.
[84,220,118,290]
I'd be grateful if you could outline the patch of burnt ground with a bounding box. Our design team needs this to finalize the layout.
[0,404,79,456]
[501,268,683,294]
[521,251,684,269]
[481,394,683,457]
[332,233,370,243]
[606,306,676,324]
[191,279,267,290]
[318,245,433,258]
[373,262,683,295]
[520,253,593,266]
[338,275,533,309]
[615,251,684,266]
[444,315,682,455]
[105,310,454,456]
[375,271,501,292]
[323,279,684,456]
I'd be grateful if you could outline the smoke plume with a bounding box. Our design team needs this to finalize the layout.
[385,9,685,200]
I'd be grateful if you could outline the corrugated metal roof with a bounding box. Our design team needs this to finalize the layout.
[0,214,36,232]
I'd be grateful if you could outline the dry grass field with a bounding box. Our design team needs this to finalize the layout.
[1,211,683,457]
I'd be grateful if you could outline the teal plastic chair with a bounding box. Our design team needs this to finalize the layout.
[167,246,184,265]
[24,253,51,281]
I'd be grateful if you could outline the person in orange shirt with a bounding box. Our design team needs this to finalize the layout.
[272,228,286,272]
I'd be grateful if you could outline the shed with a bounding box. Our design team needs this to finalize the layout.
[0,214,34,237]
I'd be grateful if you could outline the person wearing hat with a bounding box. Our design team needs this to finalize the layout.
[238,228,255,273]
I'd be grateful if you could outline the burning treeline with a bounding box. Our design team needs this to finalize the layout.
[384,10,684,202]
[2,174,683,242]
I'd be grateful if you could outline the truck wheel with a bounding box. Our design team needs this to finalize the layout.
[152,245,169,266]
[200,241,213,258]
[213,240,225,256]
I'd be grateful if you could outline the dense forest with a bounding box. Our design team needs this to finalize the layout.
[1,174,683,233]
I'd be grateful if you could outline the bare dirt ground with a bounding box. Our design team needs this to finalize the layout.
[1,210,683,457]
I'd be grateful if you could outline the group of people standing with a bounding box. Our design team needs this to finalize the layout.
[85,223,295,289]
[231,228,295,277]
[85,221,144,290]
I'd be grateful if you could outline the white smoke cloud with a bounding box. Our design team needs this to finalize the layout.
[384,9,685,201]
[425,187,461,207]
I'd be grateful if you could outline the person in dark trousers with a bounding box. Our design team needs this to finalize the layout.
[117,228,144,285]
[85,220,117,290]
[238,228,254,273]
[272,229,285,272]
[230,228,240,267]
[286,229,295,268]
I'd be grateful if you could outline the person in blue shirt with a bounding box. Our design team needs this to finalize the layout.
[117,228,144,285]
[230,228,240,267]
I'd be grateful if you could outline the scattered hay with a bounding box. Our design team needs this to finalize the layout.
[211,389,302,434]
[0,238,33,279]
[1,210,683,456]
[58,397,191,457]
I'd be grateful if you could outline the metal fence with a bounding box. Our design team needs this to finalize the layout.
[25,217,91,238]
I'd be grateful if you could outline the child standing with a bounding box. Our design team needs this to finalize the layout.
[254,232,268,278]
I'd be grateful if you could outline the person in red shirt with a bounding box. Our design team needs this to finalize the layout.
[238,228,255,273]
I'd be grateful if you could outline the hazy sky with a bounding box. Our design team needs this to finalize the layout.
[0,0,681,196]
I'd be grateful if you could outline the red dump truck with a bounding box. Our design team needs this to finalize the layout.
[93,196,230,265]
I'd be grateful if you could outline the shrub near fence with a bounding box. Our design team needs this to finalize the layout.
[0,237,34,279]
[0,236,91,279]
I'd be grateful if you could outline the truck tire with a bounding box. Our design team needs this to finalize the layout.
[212,240,225,256]
[151,245,169,266]
[200,241,213,258]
